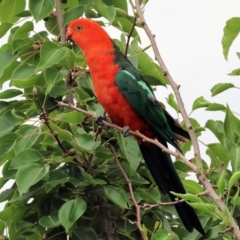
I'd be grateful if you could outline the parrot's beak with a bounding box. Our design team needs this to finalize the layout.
[66,28,73,42]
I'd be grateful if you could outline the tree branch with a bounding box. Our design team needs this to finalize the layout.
[134,0,202,172]
[55,0,65,43]
[33,88,68,154]
[134,2,240,238]
[124,17,137,56]
[98,198,116,240]
[109,144,146,240]
[58,102,197,171]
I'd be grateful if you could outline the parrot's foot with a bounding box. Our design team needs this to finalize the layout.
[95,115,106,126]
[122,126,131,137]
[95,115,110,129]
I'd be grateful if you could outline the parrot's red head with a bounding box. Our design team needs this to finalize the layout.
[66,18,112,53]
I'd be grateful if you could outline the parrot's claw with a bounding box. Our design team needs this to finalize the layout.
[122,126,131,137]
[95,116,106,126]
[95,115,110,130]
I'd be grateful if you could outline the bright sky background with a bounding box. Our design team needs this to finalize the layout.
[1,1,240,209]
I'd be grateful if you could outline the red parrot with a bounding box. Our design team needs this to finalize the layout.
[66,18,204,235]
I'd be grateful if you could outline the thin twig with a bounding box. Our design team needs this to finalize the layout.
[124,17,137,56]
[141,191,208,210]
[134,2,240,238]
[58,102,197,171]
[33,88,68,154]
[218,227,232,235]
[108,144,146,240]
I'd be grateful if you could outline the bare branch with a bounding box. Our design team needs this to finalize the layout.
[109,144,146,240]
[55,0,65,43]
[134,2,240,238]
[134,0,202,172]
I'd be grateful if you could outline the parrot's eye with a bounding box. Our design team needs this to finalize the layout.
[76,25,83,31]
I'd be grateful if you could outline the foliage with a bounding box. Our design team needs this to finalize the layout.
[0,0,239,239]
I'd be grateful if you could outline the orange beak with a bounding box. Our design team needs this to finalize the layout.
[66,28,73,41]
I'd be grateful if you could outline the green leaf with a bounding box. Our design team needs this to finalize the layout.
[58,199,87,233]
[14,126,40,154]
[63,6,84,25]
[0,51,18,78]
[0,133,18,164]
[55,111,84,124]
[192,96,211,111]
[0,23,12,38]
[0,0,25,24]
[206,103,226,112]
[229,171,240,189]
[224,140,240,173]
[182,180,204,194]
[0,89,22,99]
[232,187,240,206]
[137,49,168,85]
[228,67,240,76]
[211,83,235,96]
[0,205,27,223]
[73,134,101,152]
[117,133,142,171]
[11,149,44,168]
[72,227,98,240]
[137,188,160,203]
[152,229,175,240]
[29,0,55,22]
[16,164,49,195]
[44,68,68,84]
[222,17,240,60]
[39,211,60,228]
[104,186,128,209]
[114,219,137,235]
[171,192,202,203]
[224,106,240,141]
[0,111,22,137]
[206,143,228,168]
[217,170,225,195]
[166,93,178,112]
[45,170,69,192]
[45,16,60,36]
[13,21,34,38]
[205,120,225,143]
[94,0,116,24]
[36,41,68,71]
[78,0,95,6]
[113,17,139,41]
[187,202,211,214]
[12,62,35,79]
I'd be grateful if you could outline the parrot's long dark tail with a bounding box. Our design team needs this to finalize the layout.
[139,140,205,235]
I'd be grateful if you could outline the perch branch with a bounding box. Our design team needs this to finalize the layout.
[58,102,197,172]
